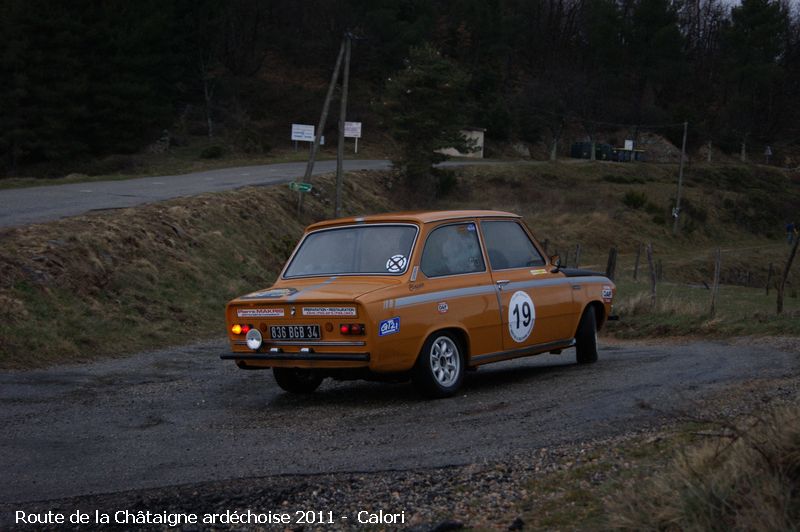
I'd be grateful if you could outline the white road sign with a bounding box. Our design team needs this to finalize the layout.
[291,124,315,142]
[344,121,362,138]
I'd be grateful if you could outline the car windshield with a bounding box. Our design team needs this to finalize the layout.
[284,224,418,277]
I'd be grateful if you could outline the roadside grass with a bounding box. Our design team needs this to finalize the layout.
[499,383,800,531]
[608,278,800,338]
[609,404,800,530]
[516,429,690,530]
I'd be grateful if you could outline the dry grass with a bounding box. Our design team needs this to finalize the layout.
[610,405,800,531]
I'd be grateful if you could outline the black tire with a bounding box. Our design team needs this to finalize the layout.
[575,307,599,364]
[412,332,465,398]
[273,368,324,394]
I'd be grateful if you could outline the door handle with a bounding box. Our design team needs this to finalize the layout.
[496,280,510,290]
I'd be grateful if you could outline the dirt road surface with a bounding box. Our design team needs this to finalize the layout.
[1,338,797,519]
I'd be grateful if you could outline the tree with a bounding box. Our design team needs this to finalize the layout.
[382,43,471,189]
[719,0,790,149]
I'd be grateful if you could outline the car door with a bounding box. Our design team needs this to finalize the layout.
[411,220,502,358]
[479,219,575,351]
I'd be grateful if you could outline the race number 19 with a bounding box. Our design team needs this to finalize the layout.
[508,291,535,343]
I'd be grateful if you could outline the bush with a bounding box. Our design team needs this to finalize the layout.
[200,145,224,159]
[622,191,647,209]
[434,170,458,198]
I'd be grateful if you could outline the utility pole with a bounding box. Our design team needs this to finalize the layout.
[672,121,688,235]
[297,38,346,216]
[335,34,352,218]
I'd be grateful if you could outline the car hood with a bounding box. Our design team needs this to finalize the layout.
[232,276,401,303]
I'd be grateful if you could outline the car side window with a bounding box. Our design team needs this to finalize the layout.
[481,220,545,269]
[421,223,485,277]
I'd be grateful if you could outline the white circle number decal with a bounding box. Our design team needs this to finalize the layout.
[508,291,535,343]
[386,254,407,273]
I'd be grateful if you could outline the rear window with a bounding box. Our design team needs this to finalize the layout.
[283,224,417,277]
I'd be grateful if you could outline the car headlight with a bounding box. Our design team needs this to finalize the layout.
[245,328,263,351]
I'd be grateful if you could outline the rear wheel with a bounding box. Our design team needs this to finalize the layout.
[273,368,324,394]
[413,332,465,398]
[575,307,599,364]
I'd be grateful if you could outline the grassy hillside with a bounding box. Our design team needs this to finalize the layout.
[1,161,798,368]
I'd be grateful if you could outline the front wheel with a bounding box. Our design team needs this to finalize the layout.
[575,307,599,364]
[273,368,324,394]
[413,332,465,398]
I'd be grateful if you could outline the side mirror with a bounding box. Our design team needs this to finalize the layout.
[549,254,561,273]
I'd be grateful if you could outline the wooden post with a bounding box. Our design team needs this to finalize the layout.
[766,263,773,295]
[710,249,721,318]
[672,121,689,235]
[633,243,642,281]
[646,243,656,309]
[334,35,352,218]
[605,246,618,281]
[574,244,581,269]
[777,238,799,314]
[298,38,346,216]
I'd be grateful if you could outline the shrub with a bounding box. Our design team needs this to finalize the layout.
[622,191,647,209]
[200,145,224,159]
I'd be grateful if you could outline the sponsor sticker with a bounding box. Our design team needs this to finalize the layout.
[437,302,449,314]
[237,308,285,318]
[602,285,613,302]
[530,269,547,276]
[379,317,400,336]
[241,288,297,299]
[302,306,357,317]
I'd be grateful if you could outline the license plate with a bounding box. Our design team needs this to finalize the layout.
[269,325,321,340]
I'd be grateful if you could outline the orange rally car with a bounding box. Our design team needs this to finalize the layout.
[222,210,616,398]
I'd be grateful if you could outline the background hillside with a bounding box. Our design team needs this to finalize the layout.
[1,0,799,177]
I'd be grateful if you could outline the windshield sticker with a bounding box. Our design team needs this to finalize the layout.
[237,308,284,318]
[379,317,400,336]
[438,302,449,314]
[302,306,357,317]
[385,254,408,273]
[241,288,297,300]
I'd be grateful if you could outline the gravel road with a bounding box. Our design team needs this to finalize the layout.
[1,337,797,513]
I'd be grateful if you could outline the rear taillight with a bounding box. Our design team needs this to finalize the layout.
[339,323,365,335]
[230,323,254,335]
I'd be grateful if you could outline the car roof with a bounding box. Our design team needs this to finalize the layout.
[306,210,520,231]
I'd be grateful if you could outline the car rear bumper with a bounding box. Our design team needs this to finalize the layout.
[221,352,370,362]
